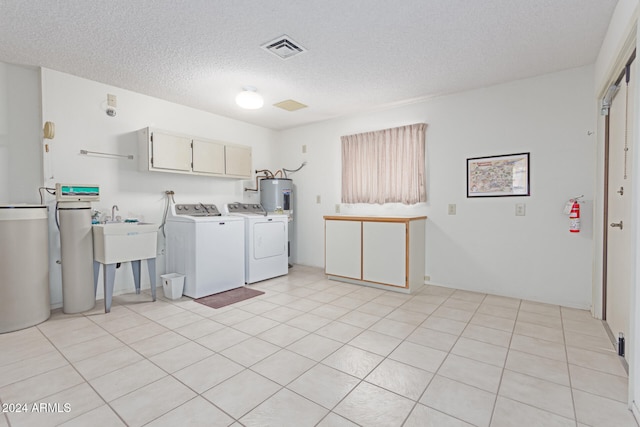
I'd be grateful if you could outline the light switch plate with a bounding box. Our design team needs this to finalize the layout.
[448,204,456,215]
[335,204,341,213]
[316,195,321,204]
[516,203,526,216]
[107,93,117,108]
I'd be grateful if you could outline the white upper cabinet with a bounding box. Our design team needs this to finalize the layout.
[150,132,192,172]
[139,128,251,179]
[225,144,252,177]
[192,139,225,175]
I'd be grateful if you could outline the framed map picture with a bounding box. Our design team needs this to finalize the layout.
[467,152,530,197]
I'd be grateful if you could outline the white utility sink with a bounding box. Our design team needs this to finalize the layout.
[93,222,158,264]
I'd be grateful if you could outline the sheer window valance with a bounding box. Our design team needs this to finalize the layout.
[341,123,427,205]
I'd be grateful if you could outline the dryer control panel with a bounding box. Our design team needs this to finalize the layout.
[226,203,265,215]
[173,204,221,217]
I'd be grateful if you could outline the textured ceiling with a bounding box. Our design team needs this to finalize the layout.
[0,0,617,130]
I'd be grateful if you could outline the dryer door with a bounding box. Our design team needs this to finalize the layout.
[252,220,286,260]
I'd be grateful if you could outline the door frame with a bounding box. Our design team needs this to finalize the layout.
[602,51,637,323]
[603,111,610,320]
[594,16,638,415]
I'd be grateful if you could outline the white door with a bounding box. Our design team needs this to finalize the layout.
[253,220,287,259]
[606,59,635,360]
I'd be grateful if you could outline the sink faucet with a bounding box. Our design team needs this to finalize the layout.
[112,205,119,221]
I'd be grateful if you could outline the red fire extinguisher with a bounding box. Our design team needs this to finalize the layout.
[569,200,580,233]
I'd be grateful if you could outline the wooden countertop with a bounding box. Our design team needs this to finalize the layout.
[323,215,427,223]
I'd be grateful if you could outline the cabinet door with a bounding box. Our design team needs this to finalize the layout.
[362,222,406,287]
[151,131,192,171]
[192,139,225,175]
[325,220,361,279]
[225,145,252,177]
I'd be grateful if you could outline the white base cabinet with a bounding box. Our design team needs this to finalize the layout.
[325,219,361,279]
[324,215,426,293]
[363,221,406,286]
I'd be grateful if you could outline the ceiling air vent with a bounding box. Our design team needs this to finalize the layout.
[261,35,307,60]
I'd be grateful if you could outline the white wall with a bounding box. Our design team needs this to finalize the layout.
[277,65,596,309]
[1,62,598,311]
[40,68,277,308]
[0,63,42,203]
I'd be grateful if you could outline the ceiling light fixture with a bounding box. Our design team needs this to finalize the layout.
[236,86,264,110]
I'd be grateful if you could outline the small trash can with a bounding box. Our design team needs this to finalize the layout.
[161,273,185,300]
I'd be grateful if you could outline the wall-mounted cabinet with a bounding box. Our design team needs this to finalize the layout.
[149,132,192,172]
[224,144,252,178]
[324,215,426,293]
[138,128,252,179]
[193,139,225,175]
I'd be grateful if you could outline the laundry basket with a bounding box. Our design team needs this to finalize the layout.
[161,273,185,300]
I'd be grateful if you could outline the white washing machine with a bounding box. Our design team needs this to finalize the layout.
[166,203,245,298]
[224,203,288,284]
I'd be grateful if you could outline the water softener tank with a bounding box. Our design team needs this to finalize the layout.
[58,201,96,313]
[260,178,293,263]
[0,205,51,333]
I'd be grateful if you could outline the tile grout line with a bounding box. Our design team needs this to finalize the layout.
[398,288,487,427]
[121,278,631,425]
[83,300,246,426]
[164,276,364,425]
[245,276,370,425]
[291,285,445,425]
[309,290,428,426]
[3,268,631,426]
[32,312,132,427]
[559,306,580,427]
[110,290,283,425]
[487,297,521,427]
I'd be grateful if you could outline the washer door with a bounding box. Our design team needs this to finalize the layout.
[252,220,286,260]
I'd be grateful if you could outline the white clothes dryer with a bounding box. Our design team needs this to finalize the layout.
[224,203,288,284]
[166,203,244,298]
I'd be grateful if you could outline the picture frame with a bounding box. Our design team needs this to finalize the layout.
[467,152,530,197]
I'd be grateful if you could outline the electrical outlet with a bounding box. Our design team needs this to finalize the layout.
[302,144,307,153]
[448,204,456,215]
[107,94,117,108]
[316,195,321,204]
[335,204,341,213]
[424,275,430,282]
[516,203,526,216]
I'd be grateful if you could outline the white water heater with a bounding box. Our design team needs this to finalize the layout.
[260,178,293,264]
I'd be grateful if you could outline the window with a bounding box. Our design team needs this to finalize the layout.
[341,123,426,204]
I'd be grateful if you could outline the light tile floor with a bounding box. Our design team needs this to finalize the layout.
[0,265,637,427]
